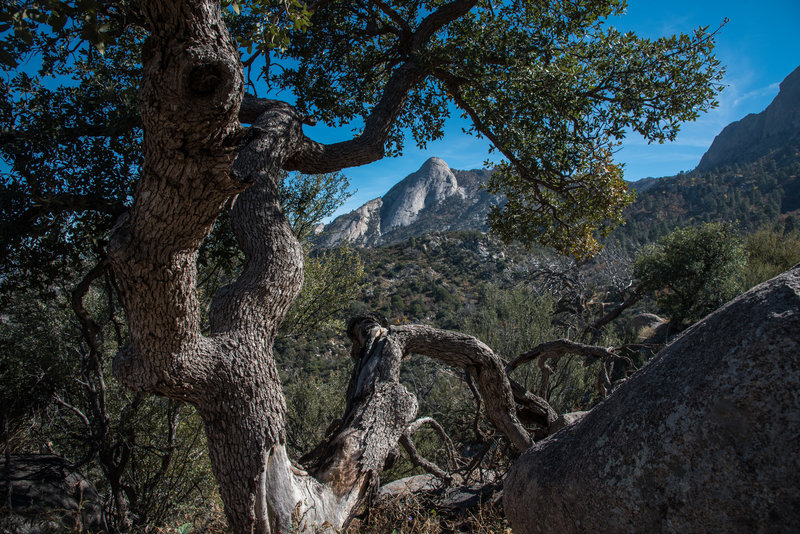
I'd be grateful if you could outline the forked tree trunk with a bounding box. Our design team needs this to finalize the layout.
[107,1,526,532]
[107,3,296,531]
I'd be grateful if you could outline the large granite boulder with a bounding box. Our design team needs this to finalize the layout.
[1,454,107,533]
[505,265,800,533]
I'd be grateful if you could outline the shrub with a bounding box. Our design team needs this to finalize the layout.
[635,222,746,325]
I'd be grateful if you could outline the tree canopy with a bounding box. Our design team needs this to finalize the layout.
[1,0,724,267]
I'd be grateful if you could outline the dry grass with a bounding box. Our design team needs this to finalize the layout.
[348,491,511,534]
[151,500,230,534]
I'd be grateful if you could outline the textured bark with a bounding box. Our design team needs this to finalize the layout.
[107,2,296,531]
[105,1,494,532]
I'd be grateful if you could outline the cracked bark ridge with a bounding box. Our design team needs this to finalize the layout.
[505,265,800,533]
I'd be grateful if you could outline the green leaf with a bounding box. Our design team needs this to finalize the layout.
[14,27,34,44]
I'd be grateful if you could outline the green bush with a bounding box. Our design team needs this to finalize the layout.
[635,222,746,325]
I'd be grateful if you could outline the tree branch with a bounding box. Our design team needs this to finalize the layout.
[405,416,456,471]
[507,378,558,428]
[584,289,641,341]
[506,339,617,375]
[279,0,478,174]
[391,324,533,452]
[1,193,124,252]
[410,0,478,52]
[433,69,535,183]
[284,61,427,173]
[53,395,91,429]
[464,371,487,442]
[399,433,451,482]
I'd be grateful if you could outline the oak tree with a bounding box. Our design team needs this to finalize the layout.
[635,222,745,325]
[1,0,723,531]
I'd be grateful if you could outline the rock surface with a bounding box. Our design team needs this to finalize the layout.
[317,158,499,247]
[1,454,107,533]
[697,65,800,171]
[380,157,462,231]
[317,197,383,247]
[379,474,502,516]
[379,474,439,497]
[504,265,800,533]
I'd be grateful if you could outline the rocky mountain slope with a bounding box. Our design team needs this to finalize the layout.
[616,144,800,244]
[697,65,800,171]
[317,157,498,247]
[617,66,800,243]
[319,64,800,248]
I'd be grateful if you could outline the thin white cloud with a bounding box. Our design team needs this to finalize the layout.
[731,82,779,107]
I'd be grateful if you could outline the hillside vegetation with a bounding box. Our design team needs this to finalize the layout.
[617,146,800,245]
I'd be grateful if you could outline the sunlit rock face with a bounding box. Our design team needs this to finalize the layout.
[317,197,383,248]
[380,157,463,231]
[317,157,498,248]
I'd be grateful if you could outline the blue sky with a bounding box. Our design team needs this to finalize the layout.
[313,0,800,218]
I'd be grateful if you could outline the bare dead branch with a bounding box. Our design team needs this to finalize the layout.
[506,338,639,410]
[506,339,616,375]
[53,395,91,429]
[392,324,533,452]
[399,434,451,482]
[507,379,558,428]
[537,357,553,399]
[584,289,641,342]
[464,371,487,443]
[406,417,456,471]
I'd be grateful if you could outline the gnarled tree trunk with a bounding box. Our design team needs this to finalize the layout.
[102,1,601,520]
[107,1,511,532]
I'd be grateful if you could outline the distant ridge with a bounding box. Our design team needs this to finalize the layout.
[320,65,800,249]
[697,65,800,172]
[615,64,800,243]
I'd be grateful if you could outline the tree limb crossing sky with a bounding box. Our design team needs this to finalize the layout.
[310,0,800,219]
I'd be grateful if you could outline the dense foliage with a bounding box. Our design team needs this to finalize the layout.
[635,222,745,325]
[2,0,725,261]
